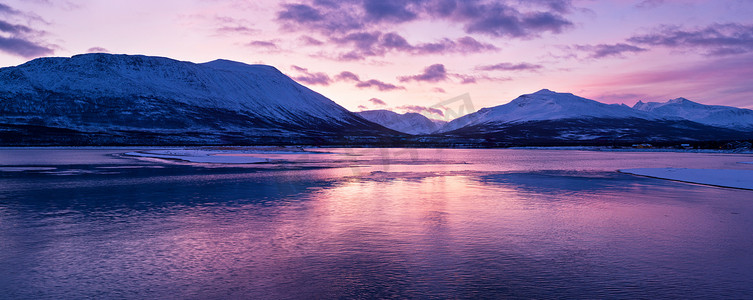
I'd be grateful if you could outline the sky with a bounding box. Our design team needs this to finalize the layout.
[1,0,753,120]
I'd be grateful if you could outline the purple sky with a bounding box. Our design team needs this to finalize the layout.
[1,0,752,119]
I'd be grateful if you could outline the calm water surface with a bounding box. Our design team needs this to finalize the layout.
[1,148,753,299]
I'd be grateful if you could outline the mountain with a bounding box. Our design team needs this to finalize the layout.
[0,53,395,145]
[442,89,653,132]
[439,89,752,145]
[356,110,445,135]
[633,98,753,130]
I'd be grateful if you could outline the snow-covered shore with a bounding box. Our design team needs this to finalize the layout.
[510,146,753,154]
[619,168,753,190]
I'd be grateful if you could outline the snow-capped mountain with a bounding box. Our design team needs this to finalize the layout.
[633,98,753,130]
[442,89,654,132]
[440,89,752,143]
[357,110,445,135]
[0,54,393,145]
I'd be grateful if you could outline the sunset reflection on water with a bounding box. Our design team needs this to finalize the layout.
[1,148,753,298]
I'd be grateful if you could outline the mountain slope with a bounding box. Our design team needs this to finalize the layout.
[633,98,753,130]
[357,110,444,135]
[439,89,752,144]
[442,89,654,132]
[0,54,394,145]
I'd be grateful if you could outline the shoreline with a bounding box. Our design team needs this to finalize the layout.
[2,145,752,155]
[619,168,753,190]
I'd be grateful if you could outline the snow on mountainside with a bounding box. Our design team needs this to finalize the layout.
[442,89,654,132]
[438,89,752,143]
[633,98,753,130]
[357,110,444,135]
[0,54,391,145]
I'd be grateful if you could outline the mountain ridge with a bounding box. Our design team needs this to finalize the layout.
[1,54,751,146]
[437,89,752,144]
[0,53,397,145]
[632,97,753,130]
[356,109,445,135]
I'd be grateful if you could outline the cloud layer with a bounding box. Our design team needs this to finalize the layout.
[277,0,575,38]
[276,0,575,60]
[628,23,753,56]
[0,4,54,58]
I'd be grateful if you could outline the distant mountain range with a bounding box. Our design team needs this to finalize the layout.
[0,54,751,146]
[435,89,753,145]
[0,54,396,145]
[633,97,753,130]
[356,110,446,135]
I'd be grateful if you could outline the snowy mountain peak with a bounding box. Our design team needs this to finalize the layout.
[0,53,392,145]
[633,97,753,130]
[667,97,700,105]
[441,90,652,132]
[668,97,689,103]
[532,88,557,95]
[201,59,280,73]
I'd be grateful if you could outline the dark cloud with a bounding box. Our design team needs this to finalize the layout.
[412,36,498,54]
[356,79,405,91]
[575,43,647,58]
[396,105,445,117]
[336,51,365,61]
[454,74,478,84]
[332,31,382,55]
[0,20,32,34]
[0,3,20,14]
[248,40,279,49]
[432,87,447,93]
[431,1,573,38]
[278,4,324,23]
[455,36,499,52]
[363,0,419,23]
[524,0,574,13]
[299,35,324,46]
[476,62,542,71]
[628,23,753,56]
[357,105,368,110]
[400,63,509,84]
[635,0,664,9]
[335,70,404,90]
[216,25,257,35]
[381,32,412,50]
[335,71,361,81]
[450,73,511,84]
[277,0,575,39]
[289,65,332,85]
[0,36,54,57]
[0,5,54,58]
[399,64,448,82]
[330,31,497,59]
[369,98,387,106]
[277,2,362,33]
[87,47,109,53]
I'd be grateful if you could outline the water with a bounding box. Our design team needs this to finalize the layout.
[1,148,753,299]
